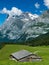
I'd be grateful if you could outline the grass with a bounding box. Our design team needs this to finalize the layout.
[0,44,49,65]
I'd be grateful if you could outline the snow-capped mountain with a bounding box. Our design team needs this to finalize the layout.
[0,10,49,42]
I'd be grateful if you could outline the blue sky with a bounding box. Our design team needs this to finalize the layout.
[0,0,49,25]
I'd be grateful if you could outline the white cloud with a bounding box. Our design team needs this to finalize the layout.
[35,2,40,8]
[0,7,22,16]
[44,0,49,8]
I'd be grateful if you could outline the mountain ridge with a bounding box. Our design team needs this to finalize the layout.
[0,10,49,42]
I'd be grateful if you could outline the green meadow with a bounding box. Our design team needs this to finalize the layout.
[0,44,49,65]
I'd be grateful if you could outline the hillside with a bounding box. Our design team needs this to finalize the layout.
[26,32,49,46]
[0,32,49,50]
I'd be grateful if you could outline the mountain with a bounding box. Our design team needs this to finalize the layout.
[0,10,49,42]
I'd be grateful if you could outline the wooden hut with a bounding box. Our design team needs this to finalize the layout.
[10,50,42,62]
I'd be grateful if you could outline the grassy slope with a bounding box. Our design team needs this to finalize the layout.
[0,44,49,65]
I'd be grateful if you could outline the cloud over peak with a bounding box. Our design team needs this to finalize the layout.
[0,7,22,16]
[0,7,39,21]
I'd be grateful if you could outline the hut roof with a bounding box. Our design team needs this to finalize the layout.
[11,50,33,60]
